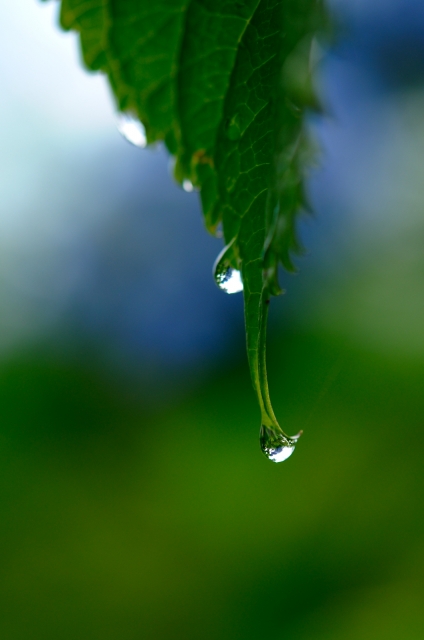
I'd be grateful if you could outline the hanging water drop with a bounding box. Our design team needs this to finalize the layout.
[213,240,243,294]
[182,179,194,192]
[216,267,243,294]
[260,425,302,463]
[117,112,147,148]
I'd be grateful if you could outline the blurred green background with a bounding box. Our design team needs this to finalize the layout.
[0,0,424,638]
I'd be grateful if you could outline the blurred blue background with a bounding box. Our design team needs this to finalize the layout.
[0,0,424,637]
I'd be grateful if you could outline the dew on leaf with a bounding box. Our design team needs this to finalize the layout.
[216,267,243,294]
[117,113,147,148]
[182,179,194,192]
[260,425,302,463]
[213,241,243,294]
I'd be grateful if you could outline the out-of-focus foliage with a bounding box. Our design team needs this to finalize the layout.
[45,0,326,439]
[0,331,423,639]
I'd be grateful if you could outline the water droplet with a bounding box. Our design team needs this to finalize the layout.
[182,179,194,192]
[117,113,147,148]
[216,267,243,294]
[213,241,243,294]
[260,425,302,463]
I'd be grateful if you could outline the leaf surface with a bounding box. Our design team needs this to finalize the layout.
[47,0,326,453]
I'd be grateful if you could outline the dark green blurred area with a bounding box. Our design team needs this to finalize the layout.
[0,326,423,639]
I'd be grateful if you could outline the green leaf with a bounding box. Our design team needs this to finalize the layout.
[45,0,326,460]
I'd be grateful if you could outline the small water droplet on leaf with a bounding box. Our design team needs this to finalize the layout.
[260,425,302,463]
[216,267,243,294]
[182,179,194,192]
[213,241,243,294]
[117,113,147,148]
